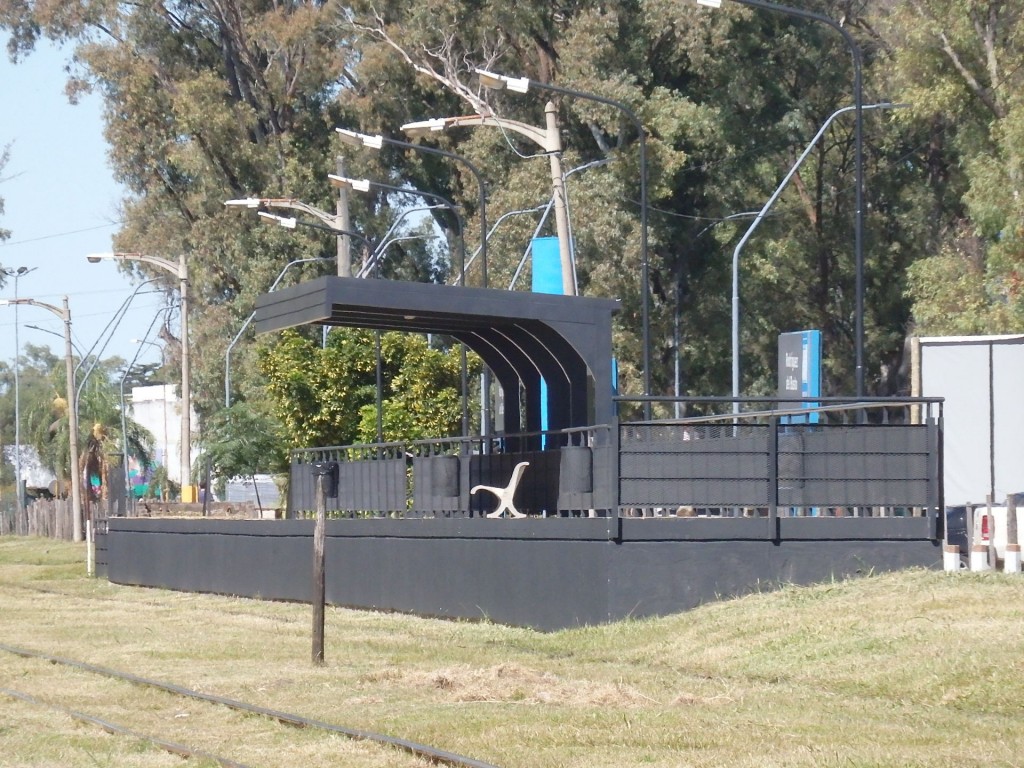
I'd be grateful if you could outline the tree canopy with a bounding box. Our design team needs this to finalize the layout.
[2,0,1022,459]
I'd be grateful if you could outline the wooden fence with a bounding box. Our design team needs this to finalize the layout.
[0,499,76,540]
[0,499,262,541]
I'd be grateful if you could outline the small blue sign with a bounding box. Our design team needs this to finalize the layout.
[778,330,821,424]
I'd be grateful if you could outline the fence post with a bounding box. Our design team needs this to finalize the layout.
[768,414,779,541]
[310,461,338,666]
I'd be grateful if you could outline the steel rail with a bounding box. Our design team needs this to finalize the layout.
[1,686,253,768]
[0,643,501,768]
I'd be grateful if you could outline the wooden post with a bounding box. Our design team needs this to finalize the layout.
[910,336,921,425]
[310,461,336,666]
[311,472,327,665]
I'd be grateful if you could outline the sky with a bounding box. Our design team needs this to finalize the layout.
[0,41,169,371]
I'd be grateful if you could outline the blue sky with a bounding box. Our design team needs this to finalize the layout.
[0,41,168,370]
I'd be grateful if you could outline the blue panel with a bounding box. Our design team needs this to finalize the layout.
[531,237,563,295]
[533,237,564,439]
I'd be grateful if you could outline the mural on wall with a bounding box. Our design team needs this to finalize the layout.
[87,456,162,500]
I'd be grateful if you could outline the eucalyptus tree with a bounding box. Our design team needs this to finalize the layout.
[3,0,1001,420]
[878,0,1024,336]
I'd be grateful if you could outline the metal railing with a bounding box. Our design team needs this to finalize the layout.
[286,397,942,529]
[616,397,943,520]
[289,425,612,518]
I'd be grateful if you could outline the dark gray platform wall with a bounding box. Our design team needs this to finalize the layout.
[608,539,942,621]
[326,537,613,628]
[104,520,942,631]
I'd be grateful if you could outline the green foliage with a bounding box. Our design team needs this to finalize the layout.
[200,401,288,484]
[880,0,1024,338]
[260,328,470,448]
[6,0,1024,430]
[0,345,153,489]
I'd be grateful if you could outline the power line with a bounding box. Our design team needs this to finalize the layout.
[0,221,121,248]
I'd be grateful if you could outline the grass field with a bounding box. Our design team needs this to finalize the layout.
[1,537,1022,768]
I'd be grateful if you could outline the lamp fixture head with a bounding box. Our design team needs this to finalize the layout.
[696,0,723,7]
[224,198,263,208]
[327,174,371,192]
[400,118,449,137]
[257,211,298,229]
[335,127,384,150]
[474,68,530,94]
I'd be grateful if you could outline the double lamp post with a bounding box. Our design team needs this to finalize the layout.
[0,296,83,542]
[87,252,194,501]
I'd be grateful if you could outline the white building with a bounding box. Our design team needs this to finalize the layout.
[2,444,56,492]
[129,384,193,485]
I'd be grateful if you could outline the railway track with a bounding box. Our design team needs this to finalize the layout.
[0,643,501,768]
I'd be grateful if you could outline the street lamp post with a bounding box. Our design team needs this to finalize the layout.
[2,265,35,518]
[225,197,355,278]
[0,296,83,544]
[401,103,575,296]
[475,68,651,401]
[697,0,866,397]
[727,103,903,413]
[327,174,467,284]
[86,252,193,501]
[335,127,489,289]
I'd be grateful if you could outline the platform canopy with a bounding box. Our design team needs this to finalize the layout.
[254,276,620,433]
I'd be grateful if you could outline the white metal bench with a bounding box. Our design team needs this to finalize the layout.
[471,461,530,518]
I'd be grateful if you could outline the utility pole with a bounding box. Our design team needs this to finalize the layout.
[336,156,353,278]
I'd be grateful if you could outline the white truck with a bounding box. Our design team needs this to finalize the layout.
[970,503,1023,566]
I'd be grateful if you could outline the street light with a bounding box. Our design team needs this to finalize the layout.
[224,197,354,277]
[475,67,651,400]
[86,252,194,502]
[1,265,35,519]
[727,103,904,414]
[401,104,575,296]
[327,173,467,284]
[335,127,489,289]
[696,0,867,397]
[0,296,83,544]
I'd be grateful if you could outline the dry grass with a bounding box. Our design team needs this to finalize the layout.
[1,537,1023,768]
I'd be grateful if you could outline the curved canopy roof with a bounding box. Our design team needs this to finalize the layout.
[254,276,619,433]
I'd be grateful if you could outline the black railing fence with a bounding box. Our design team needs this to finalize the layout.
[290,425,613,518]
[289,398,942,525]
[616,397,942,519]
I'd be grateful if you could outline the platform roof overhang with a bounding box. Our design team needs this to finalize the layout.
[254,276,620,431]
